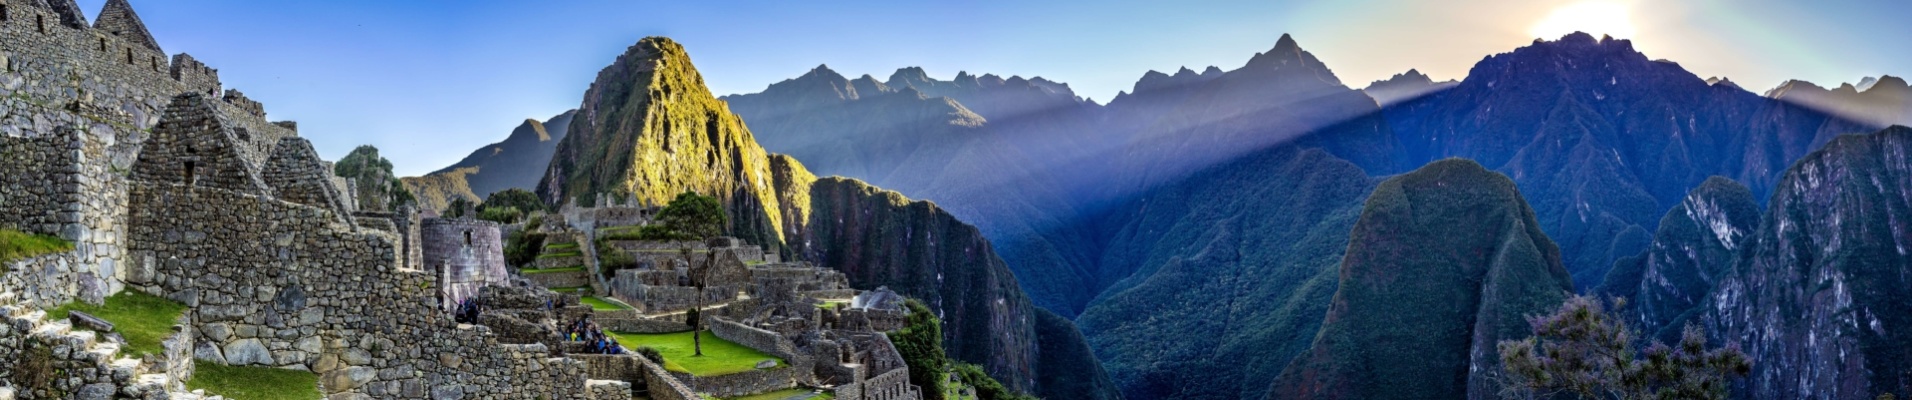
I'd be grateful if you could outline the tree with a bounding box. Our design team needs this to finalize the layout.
[656,191,728,357]
[1498,295,1751,400]
[483,188,546,215]
[892,299,950,400]
[657,191,727,240]
[445,197,475,219]
[334,145,415,211]
[685,305,703,356]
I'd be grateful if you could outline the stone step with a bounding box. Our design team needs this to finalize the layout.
[31,319,73,337]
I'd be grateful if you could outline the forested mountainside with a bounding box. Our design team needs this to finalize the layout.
[803,178,1121,400]
[1594,176,1761,343]
[1272,159,1572,400]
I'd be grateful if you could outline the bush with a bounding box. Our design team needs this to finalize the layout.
[658,191,727,240]
[484,188,547,214]
[1499,296,1751,400]
[636,346,664,364]
[477,207,524,224]
[503,230,547,268]
[597,238,639,280]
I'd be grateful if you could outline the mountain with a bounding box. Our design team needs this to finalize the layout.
[1703,126,1912,399]
[1075,146,1375,400]
[403,110,576,211]
[802,177,1120,400]
[535,37,1122,398]
[1361,69,1458,106]
[1375,32,1875,289]
[1272,159,1572,400]
[1593,176,1760,342]
[1767,75,1912,128]
[535,37,802,253]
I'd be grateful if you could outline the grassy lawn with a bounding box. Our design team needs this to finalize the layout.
[187,360,321,400]
[1,229,73,270]
[582,296,631,311]
[724,388,833,400]
[543,242,580,251]
[47,291,187,357]
[611,331,783,376]
[521,266,585,274]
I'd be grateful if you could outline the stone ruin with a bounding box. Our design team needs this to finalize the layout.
[0,1,923,398]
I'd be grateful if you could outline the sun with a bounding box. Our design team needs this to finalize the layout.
[1530,2,1637,40]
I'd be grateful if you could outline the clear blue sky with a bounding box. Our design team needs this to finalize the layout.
[85,0,1912,176]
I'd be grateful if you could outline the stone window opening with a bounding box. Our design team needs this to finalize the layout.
[98,38,107,51]
[150,56,158,71]
[36,14,45,34]
[125,48,133,65]
[2,5,10,22]
[184,160,196,183]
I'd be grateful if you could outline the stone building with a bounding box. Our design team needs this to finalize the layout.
[422,217,510,309]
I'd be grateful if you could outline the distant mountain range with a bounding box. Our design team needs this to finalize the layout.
[1767,75,1912,128]
[420,30,1903,400]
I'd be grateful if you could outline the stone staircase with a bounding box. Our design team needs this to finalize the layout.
[0,289,226,399]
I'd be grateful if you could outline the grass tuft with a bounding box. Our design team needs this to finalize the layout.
[1,228,74,271]
[187,360,321,400]
[47,291,187,357]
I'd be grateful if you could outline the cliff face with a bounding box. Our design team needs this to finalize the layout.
[1595,176,1760,341]
[1273,159,1572,400]
[803,177,1120,400]
[405,110,576,211]
[536,37,801,252]
[1704,126,1912,399]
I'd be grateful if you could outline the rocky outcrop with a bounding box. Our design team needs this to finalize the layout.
[536,37,804,255]
[406,110,576,211]
[1361,68,1457,106]
[802,177,1119,400]
[1594,176,1760,341]
[1274,159,1572,400]
[1703,126,1912,399]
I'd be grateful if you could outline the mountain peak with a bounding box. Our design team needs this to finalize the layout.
[1274,33,1299,53]
[1872,75,1909,92]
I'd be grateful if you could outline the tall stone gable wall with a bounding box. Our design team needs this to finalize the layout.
[126,182,596,398]
[262,136,354,224]
[1,0,304,306]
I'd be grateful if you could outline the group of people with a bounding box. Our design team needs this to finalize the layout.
[567,316,625,355]
[453,297,484,324]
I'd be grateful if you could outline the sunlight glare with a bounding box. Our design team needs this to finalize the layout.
[1530,2,1637,40]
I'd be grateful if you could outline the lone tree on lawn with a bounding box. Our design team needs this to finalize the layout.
[1497,295,1751,400]
[657,191,727,357]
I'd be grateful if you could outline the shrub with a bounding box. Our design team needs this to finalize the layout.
[476,207,523,224]
[597,238,639,280]
[1499,296,1751,400]
[658,191,726,240]
[483,188,547,214]
[636,346,664,364]
[891,299,949,400]
[954,362,1037,400]
[503,230,547,268]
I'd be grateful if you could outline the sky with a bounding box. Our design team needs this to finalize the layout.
[78,0,1912,176]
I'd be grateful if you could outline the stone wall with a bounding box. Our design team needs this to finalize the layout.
[710,317,804,369]
[0,305,176,399]
[124,182,596,398]
[597,318,690,334]
[836,367,922,400]
[422,218,509,308]
[524,271,592,290]
[670,365,803,398]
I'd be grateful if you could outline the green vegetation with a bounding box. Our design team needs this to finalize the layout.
[47,291,187,357]
[544,242,580,251]
[187,360,321,400]
[476,207,523,224]
[953,363,1033,400]
[550,286,590,294]
[724,388,831,400]
[520,266,584,274]
[483,188,547,214]
[502,230,547,268]
[536,251,584,259]
[444,197,475,218]
[581,296,630,311]
[334,145,415,212]
[892,299,950,400]
[1,228,73,270]
[609,331,783,376]
[659,191,728,240]
[1500,296,1750,399]
[597,237,641,280]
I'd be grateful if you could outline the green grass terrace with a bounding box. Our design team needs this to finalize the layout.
[536,251,584,259]
[611,331,784,376]
[47,291,187,357]
[1,228,74,271]
[582,296,632,311]
[520,266,586,274]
